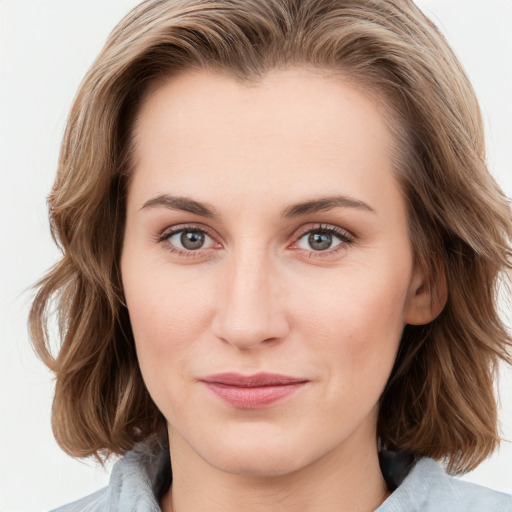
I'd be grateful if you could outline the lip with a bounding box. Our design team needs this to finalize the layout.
[200,372,309,409]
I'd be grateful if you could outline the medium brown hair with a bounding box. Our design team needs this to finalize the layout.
[30,0,512,473]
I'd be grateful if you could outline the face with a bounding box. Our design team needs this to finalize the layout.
[121,68,429,478]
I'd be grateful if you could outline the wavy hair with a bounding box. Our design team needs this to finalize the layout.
[29,0,512,473]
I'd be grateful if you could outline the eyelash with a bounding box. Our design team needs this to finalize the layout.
[156,223,355,258]
[291,224,355,257]
[156,224,219,259]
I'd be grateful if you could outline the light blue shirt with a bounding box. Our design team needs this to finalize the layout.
[52,443,512,511]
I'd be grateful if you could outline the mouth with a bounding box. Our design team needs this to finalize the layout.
[200,372,309,409]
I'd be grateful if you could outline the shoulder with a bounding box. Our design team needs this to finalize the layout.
[49,440,170,512]
[378,458,512,512]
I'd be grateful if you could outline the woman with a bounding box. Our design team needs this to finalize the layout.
[29,0,512,510]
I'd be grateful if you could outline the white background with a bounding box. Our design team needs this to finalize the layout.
[1,1,511,511]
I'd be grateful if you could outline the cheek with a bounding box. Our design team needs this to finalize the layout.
[292,262,409,382]
[121,249,216,380]
[122,264,218,422]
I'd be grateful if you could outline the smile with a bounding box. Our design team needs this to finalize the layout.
[200,372,309,409]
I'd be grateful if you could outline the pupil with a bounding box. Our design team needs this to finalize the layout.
[308,232,332,251]
[181,231,205,250]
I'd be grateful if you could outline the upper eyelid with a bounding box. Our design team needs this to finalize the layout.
[158,222,351,237]
[292,223,354,241]
[158,223,216,241]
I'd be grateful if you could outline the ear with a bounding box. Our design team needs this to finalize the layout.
[404,261,447,326]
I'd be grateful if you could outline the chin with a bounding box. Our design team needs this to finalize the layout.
[205,446,309,478]
[186,425,331,478]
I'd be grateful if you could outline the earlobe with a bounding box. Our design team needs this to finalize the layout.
[404,263,447,326]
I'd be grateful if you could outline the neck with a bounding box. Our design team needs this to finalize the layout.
[161,430,389,512]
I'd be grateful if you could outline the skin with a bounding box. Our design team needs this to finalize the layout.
[121,68,439,512]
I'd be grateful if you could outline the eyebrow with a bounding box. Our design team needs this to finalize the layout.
[140,195,218,217]
[281,195,375,217]
[140,193,375,218]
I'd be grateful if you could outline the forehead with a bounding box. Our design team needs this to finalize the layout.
[128,67,403,218]
[132,67,395,150]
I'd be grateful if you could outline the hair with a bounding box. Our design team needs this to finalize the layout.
[29,0,512,474]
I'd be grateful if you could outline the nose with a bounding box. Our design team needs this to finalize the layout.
[211,249,290,350]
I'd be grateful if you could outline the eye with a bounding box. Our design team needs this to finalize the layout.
[159,226,218,254]
[295,225,353,253]
[170,230,209,250]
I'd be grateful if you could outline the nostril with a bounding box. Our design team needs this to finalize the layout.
[211,311,290,350]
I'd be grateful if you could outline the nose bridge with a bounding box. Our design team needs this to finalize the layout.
[213,243,288,349]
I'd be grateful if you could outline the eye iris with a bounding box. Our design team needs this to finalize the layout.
[308,232,332,251]
[180,231,205,250]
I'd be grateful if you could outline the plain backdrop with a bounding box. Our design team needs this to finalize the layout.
[1,1,511,511]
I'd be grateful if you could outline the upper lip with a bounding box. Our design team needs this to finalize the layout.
[200,372,308,387]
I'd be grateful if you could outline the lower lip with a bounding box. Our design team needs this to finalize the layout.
[203,382,307,409]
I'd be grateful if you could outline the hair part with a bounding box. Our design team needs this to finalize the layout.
[30,0,512,472]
